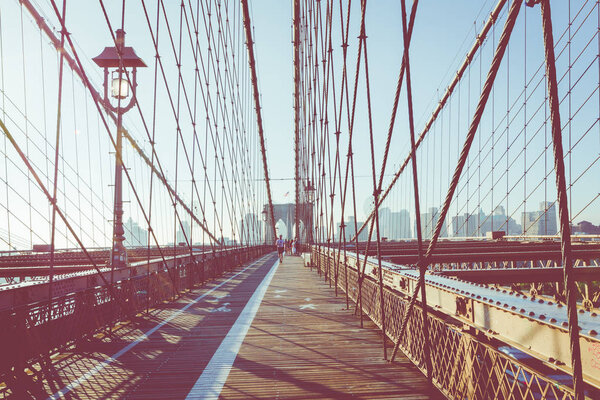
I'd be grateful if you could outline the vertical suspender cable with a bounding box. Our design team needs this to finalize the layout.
[294,0,301,244]
[240,0,277,243]
[538,0,584,397]
[391,0,523,362]
[398,0,431,378]
[360,0,388,360]
[48,0,67,323]
[352,0,508,242]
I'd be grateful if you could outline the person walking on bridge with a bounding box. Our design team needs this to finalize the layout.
[276,235,285,262]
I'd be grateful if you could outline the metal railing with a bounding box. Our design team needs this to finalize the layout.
[0,245,270,376]
[311,246,590,400]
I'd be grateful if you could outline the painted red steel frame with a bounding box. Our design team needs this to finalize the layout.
[0,246,269,374]
[317,246,600,392]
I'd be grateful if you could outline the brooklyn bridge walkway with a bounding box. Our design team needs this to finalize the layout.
[15,254,438,399]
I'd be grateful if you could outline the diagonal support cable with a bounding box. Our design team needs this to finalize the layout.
[240,0,277,243]
[0,118,123,305]
[537,0,584,397]
[20,0,220,245]
[390,0,523,362]
[352,0,508,242]
[353,0,417,318]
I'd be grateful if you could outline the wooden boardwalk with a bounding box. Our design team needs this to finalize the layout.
[218,255,439,400]
[13,253,439,399]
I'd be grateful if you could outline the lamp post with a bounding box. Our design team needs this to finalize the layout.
[305,179,315,205]
[93,29,146,269]
[261,209,268,244]
[305,180,315,244]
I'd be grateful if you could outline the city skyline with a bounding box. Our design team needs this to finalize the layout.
[329,201,599,241]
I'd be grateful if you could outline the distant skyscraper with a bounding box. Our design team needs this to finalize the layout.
[336,216,369,242]
[378,207,392,239]
[451,212,480,237]
[418,207,447,239]
[451,207,521,237]
[521,201,557,235]
[124,217,147,247]
[176,220,191,245]
[390,209,411,239]
[541,202,557,235]
[337,216,356,241]
[486,206,521,235]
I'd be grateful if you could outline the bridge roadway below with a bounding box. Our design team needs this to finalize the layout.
[15,253,439,399]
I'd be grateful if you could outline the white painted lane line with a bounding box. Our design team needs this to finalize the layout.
[185,258,280,400]
[48,254,272,400]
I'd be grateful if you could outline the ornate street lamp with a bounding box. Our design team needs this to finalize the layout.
[93,29,146,269]
[305,179,315,204]
[261,209,269,245]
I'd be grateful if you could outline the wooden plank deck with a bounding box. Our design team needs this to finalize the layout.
[218,255,439,400]
[9,252,440,399]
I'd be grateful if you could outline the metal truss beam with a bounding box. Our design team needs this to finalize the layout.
[438,266,600,284]
[322,247,600,390]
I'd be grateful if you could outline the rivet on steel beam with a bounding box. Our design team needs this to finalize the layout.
[592,312,598,317]
[520,308,526,313]
[578,309,585,314]
[562,321,569,327]
[504,303,509,307]
[590,330,598,336]
[538,299,544,304]
[550,317,557,323]
[539,314,546,320]
[529,311,535,317]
